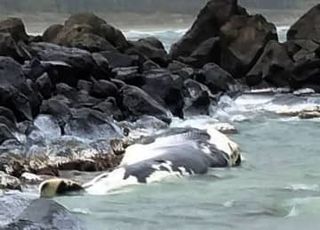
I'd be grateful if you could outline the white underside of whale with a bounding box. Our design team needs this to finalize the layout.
[83,168,138,195]
[83,161,189,195]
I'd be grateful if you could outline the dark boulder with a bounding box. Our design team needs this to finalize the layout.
[64,12,105,28]
[183,79,213,116]
[92,52,112,79]
[246,40,294,87]
[173,67,195,82]
[0,115,17,133]
[0,17,28,42]
[55,83,101,108]
[168,61,195,82]
[36,73,53,99]
[168,60,189,72]
[91,80,118,99]
[170,0,242,59]
[0,106,17,124]
[0,124,16,144]
[220,14,278,77]
[98,23,129,50]
[3,199,85,230]
[0,56,25,88]
[286,39,320,63]
[141,69,184,117]
[0,171,21,190]
[65,108,123,140]
[40,97,72,130]
[99,51,139,69]
[140,37,166,50]
[0,85,32,121]
[110,78,126,89]
[54,13,128,50]
[0,33,25,62]
[196,63,238,94]
[291,58,320,91]
[77,79,93,92]
[179,37,220,68]
[143,59,161,71]
[22,58,46,81]
[113,67,145,86]
[287,4,320,43]
[42,24,64,43]
[29,42,97,85]
[119,85,172,123]
[20,79,42,118]
[127,37,169,67]
[0,58,38,118]
[93,97,124,121]
[55,25,117,52]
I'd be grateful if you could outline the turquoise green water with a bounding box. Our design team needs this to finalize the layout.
[57,118,320,230]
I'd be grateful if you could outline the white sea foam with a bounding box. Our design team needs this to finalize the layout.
[277,26,290,43]
[124,28,187,51]
[211,92,320,122]
[285,184,320,192]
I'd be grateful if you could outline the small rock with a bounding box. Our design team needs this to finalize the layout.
[0,171,21,190]
[299,111,320,119]
[212,123,238,134]
[20,172,42,183]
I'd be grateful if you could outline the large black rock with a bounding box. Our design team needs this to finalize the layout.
[45,12,128,52]
[178,37,220,68]
[119,85,172,123]
[246,40,294,87]
[2,198,86,230]
[291,58,320,92]
[141,69,184,118]
[170,0,242,59]
[196,63,238,94]
[64,108,123,140]
[0,17,29,42]
[287,4,320,43]
[0,56,25,87]
[219,14,278,77]
[126,37,169,67]
[0,33,25,62]
[183,79,213,116]
[90,79,118,99]
[29,42,97,85]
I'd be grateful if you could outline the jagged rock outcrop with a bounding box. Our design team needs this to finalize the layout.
[219,14,278,77]
[170,0,243,59]
[43,13,129,52]
[287,4,320,43]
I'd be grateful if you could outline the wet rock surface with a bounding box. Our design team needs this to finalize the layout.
[0,0,318,189]
[0,197,86,230]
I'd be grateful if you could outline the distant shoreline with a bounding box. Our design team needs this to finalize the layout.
[0,8,309,35]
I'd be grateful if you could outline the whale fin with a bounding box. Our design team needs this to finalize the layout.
[39,178,85,198]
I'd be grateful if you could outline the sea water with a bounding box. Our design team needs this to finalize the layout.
[5,23,320,229]
[56,92,320,230]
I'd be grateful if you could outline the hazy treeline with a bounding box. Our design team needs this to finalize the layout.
[0,0,206,13]
[241,0,318,9]
[0,0,318,14]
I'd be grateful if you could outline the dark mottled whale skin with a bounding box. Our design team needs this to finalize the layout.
[123,143,230,183]
[1,199,85,230]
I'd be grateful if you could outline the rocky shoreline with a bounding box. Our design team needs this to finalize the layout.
[0,0,320,190]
